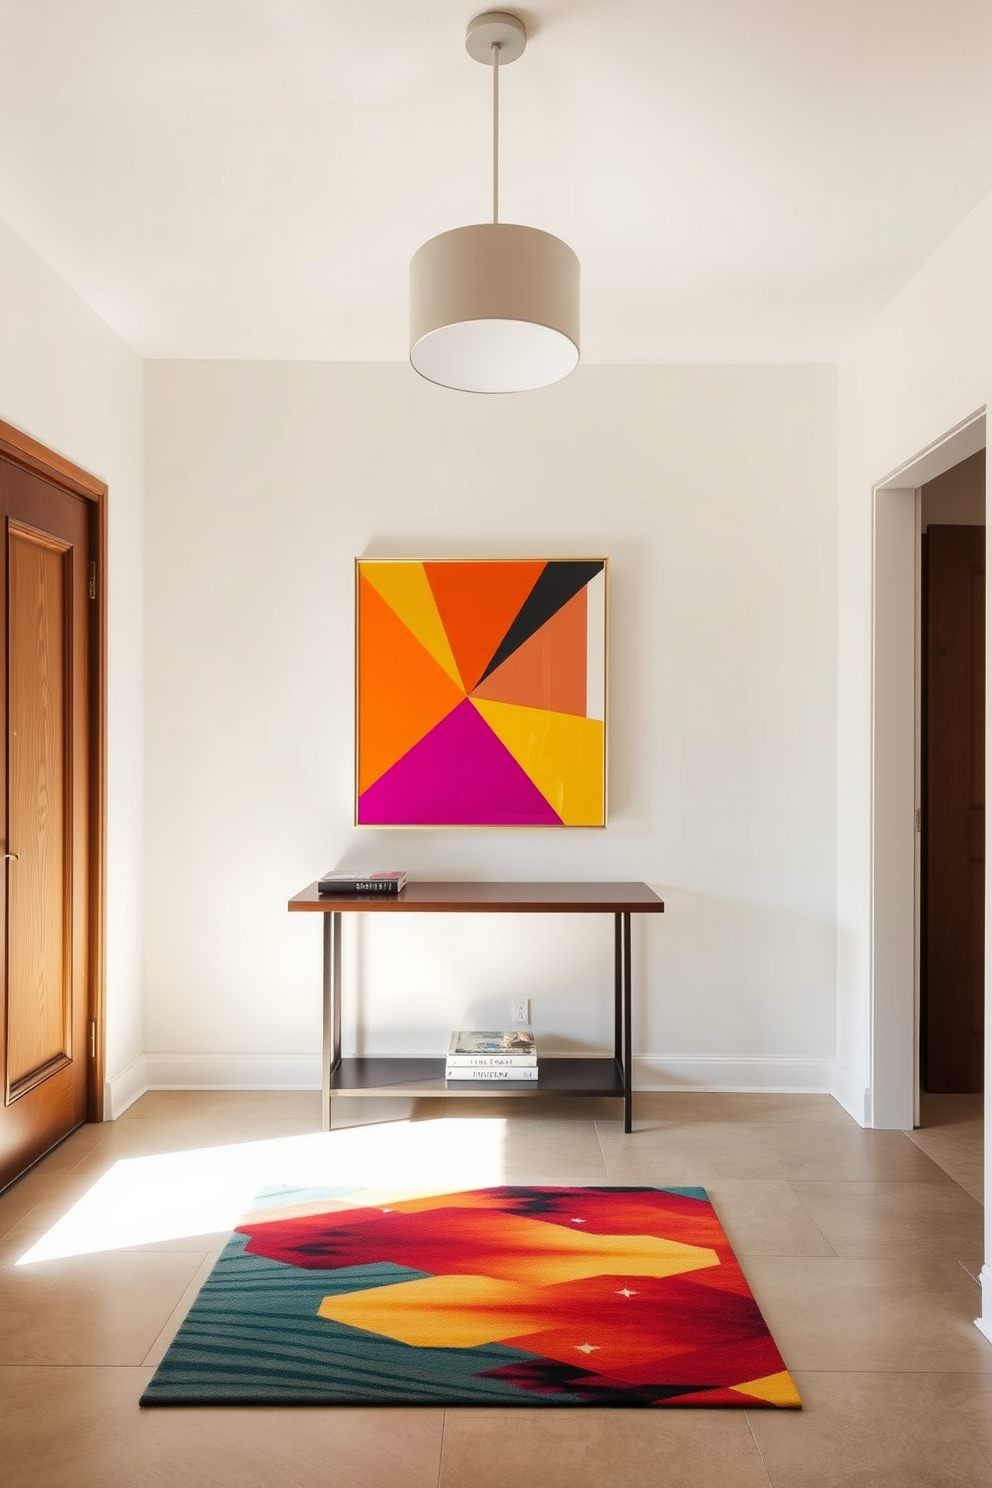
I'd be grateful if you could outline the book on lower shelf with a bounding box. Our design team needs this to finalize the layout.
[446,1029,537,1081]
[444,1064,539,1081]
[318,870,407,896]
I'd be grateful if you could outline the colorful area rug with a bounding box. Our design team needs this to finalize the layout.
[141,1185,801,1408]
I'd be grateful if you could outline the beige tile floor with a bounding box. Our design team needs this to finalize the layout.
[0,1088,986,1487]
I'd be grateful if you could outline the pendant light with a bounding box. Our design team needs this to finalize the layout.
[410,12,580,394]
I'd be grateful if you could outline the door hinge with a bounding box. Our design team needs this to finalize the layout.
[88,1020,96,1059]
[88,562,97,600]
[915,807,922,833]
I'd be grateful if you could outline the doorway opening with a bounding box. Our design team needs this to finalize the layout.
[870,409,986,1132]
[920,452,985,1096]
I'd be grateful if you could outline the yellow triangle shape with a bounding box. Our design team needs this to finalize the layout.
[731,1370,802,1407]
[359,561,462,689]
[472,699,605,826]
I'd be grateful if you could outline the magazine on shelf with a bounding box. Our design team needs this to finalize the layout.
[318,870,407,896]
[444,1065,539,1082]
[448,1030,536,1057]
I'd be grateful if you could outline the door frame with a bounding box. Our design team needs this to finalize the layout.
[871,409,986,1128]
[0,417,107,1122]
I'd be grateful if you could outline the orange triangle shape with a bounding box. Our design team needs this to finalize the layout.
[358,574,465,794]
[424,561,545,693]
[471,586,588,716]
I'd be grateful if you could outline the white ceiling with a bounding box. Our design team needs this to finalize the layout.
[1,0,991,362]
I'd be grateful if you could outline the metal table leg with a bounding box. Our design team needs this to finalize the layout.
[614,912,633,1132]
[622,911,632,1132]
[321,912,342,1132]
[614,914,623,1066]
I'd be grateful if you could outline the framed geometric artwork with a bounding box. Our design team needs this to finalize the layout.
[355,558,607,827]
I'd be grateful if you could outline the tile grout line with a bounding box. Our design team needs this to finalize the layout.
[902,1120,986,1203]
[437,1406,447,1488]
[785,1178,839,1256]
[139,1252,218,1367]
[897,1127,979,1183]
[744,1410,777,1488]
[593,1118,611,1180]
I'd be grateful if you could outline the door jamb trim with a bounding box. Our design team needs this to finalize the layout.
[871,408,986,1128]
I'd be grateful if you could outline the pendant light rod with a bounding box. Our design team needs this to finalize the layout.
[492,41,500,224]
[465,14,524,223]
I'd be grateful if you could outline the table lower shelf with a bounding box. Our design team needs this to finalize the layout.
[329,1056,627,1098]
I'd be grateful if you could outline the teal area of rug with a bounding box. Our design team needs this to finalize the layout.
[141,1232,561,1405]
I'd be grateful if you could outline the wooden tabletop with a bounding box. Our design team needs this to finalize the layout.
[288,881,665,913]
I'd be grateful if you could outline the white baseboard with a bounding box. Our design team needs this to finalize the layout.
[104,1056,149,1120]
[112,1052,864,1120]
[633,1055,834,1094]
[829,1058,871,1128]
[144,1052,322,1091]
[976,1265,992,1347]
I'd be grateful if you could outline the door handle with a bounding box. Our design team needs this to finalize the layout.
[4,852,19,862]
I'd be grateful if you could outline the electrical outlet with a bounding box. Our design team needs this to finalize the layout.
[511,997,530,1025]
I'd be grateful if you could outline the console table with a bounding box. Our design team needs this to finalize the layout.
[287,881,665,1134]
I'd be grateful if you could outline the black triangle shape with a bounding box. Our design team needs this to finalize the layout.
[475,561,605,688]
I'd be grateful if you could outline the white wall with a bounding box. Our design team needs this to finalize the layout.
[0,214,145,1102]
[143,361,838,1092]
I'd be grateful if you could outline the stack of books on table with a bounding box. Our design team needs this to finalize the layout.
[318,870,407,896]
[445,1030,538,1082]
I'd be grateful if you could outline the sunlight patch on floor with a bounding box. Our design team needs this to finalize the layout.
[16,1118,508,1265]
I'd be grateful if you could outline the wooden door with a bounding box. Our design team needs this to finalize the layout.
[923,523,985,1092]
[0,454,97,1188]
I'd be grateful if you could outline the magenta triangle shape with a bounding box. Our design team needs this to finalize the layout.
[357,697,563,826]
